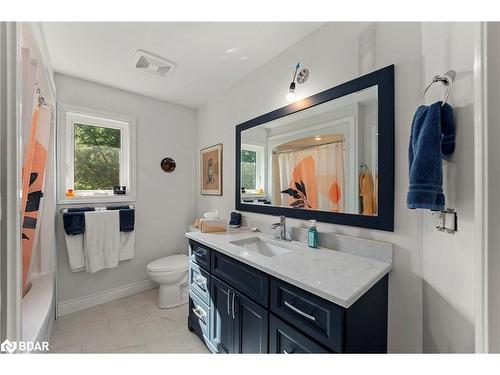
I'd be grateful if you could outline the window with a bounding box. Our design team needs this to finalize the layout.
[241,144,265,195]
[58,104,136,203]
[73,123,120,191]
[241,149,257,190]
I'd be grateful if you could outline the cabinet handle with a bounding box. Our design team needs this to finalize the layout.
[227,289,232,316]
[283,349,295,354]
[232,291,236,319]
[192,249,205,258]
[193,275,206,286]
[192,306,206,319]
[284,301,316,321]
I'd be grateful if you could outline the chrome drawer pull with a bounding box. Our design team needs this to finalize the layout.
[284,301,316,321]
[227,290,232,316]
[192,249,205,257]
[192,306,206,319]
[193,275,206,286]
[232,291,236,319]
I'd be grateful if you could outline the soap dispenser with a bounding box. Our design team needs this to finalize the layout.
[307,220,318,248]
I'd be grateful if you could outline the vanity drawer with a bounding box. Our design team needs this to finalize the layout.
[189,291,210,338]
[189,240,211,271]
[269,314,330,354]
[270,277,344,352]
[189,261,210,305]
[211,251,269,307]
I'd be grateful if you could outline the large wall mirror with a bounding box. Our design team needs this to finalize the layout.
[235,65,394,231]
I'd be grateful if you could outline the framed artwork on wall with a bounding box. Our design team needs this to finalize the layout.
[200,143,223,195]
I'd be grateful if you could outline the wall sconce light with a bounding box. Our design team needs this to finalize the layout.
[286,62,309,102]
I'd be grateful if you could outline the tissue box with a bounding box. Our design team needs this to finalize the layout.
[200,218,226,233]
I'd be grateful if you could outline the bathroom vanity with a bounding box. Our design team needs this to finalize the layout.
[186,230,392,353]
[186,65,395,353]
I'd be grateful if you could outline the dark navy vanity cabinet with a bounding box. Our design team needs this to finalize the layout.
[269,314,329,353]
[210,276,268,353]
[187,239,389,354]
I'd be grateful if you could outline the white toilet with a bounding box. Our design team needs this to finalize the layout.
[146,254,189,309]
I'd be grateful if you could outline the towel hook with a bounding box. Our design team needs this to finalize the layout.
[420,70,456,107]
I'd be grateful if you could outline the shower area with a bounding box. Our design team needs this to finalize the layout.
[0,22,57,351]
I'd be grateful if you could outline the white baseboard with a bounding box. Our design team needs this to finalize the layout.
[57,279,156,317]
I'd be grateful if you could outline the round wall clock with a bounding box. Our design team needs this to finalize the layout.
[161,157,176,173]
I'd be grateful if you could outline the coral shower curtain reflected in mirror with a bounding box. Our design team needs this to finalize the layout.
[274,141,345,212]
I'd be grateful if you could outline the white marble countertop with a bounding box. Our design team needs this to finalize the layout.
[185,230,392,308]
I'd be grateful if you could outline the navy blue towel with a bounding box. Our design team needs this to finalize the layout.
[63,207,95,235]
[407,101,455,210]
[119,209,135,232]
[106,205,131,210]
[67,207,95,213]
[63,212,86,235]
[106,206,135,232]
[63,206,134,234]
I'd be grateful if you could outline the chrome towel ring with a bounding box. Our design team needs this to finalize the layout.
[420,70,456,107]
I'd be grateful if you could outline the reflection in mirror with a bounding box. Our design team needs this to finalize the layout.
[240,85,378,216]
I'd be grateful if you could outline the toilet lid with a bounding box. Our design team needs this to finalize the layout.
[147,254,188,272]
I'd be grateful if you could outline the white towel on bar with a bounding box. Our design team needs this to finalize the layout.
[119,230,135,261]
[64,233,85,272]
[84,210,120,273]
[65,231,134,272]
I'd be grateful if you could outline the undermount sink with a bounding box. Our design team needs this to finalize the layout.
[230,237,293,257]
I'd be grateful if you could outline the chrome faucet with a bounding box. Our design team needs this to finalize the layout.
[271,216,290,241]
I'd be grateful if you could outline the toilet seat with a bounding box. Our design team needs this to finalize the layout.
[147,254,188,273]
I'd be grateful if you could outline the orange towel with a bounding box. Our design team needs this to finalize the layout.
[359,171,377,216]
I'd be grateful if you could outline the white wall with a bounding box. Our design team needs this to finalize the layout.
[487,21,500,353]
[55,74,197,303]
[196,22,424,353]
[420,22,477,353]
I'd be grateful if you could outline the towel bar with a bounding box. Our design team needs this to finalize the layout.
[420,70,456,107]
[59,205,134,214]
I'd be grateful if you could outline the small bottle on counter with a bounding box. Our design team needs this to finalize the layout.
[307,220,318,248]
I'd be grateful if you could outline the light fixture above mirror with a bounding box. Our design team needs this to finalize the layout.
[286,62,309,102]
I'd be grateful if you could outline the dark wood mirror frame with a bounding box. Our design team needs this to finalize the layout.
[235,65,395,231]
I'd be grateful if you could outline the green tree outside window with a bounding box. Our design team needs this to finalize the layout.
[74,123,121,191]
[241,149,257,190]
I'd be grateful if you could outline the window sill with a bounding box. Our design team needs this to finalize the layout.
[57,195,136,205]
[241,193,267,199]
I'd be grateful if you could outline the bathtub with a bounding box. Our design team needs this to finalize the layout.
[21,272,55,352]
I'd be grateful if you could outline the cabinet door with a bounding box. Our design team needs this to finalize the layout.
[269,314,330,354]
[233,291,268,353]
[210,276,235,353]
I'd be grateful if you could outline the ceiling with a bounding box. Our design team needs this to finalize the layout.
[42,22,323,109]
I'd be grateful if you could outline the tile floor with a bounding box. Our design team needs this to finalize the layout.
[49,288,210,353]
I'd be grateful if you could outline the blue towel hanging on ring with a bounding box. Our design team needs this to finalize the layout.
[407,101,455,211]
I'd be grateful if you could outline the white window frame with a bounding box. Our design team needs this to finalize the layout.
[57,102,136,204]
[241,143,265,196]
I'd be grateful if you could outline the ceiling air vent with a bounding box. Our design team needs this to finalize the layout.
[131,50,177,78]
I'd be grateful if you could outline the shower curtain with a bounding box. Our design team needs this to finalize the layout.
[20,48,52,296]
[274,142,345,212]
